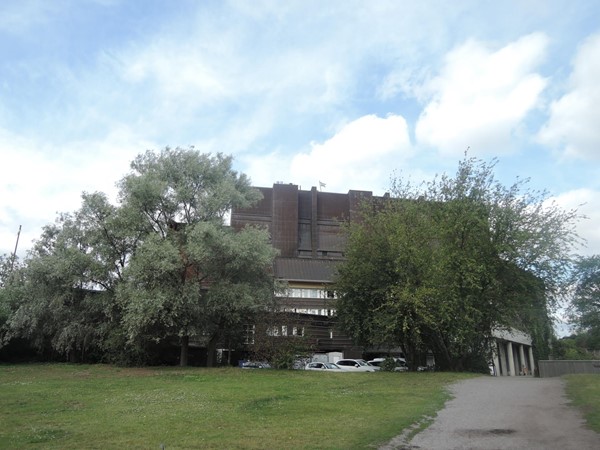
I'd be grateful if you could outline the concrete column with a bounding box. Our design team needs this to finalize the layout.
[519,345,526,375]
[498,342,507,376]
[492,341,500,377]
[272,183,298,258]
[310,187,318,257]
[507,342,516,376]
[528,346,535,377]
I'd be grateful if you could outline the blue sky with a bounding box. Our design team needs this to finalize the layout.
[1,0,599,264]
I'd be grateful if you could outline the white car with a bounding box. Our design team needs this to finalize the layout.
[305,362,346,371]
[334,359,377,372]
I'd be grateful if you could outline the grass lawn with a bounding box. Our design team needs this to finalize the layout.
[0,364,474,449]
[564,374,600,433]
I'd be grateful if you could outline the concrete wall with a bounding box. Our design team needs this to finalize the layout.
[538,360,600,377]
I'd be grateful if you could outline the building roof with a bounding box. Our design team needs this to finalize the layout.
[274,257,340,283]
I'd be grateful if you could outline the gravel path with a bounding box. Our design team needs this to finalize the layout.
[381,376,599,450]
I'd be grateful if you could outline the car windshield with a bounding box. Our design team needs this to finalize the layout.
[356,360,369,366]
[324,363,339,369]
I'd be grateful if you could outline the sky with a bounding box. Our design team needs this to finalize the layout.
[1,0,599,266]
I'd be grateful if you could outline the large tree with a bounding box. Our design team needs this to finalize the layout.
[569,255,600,350]
[1,192,134,362]
[116,148,277,366]
[335,156,580,371]
[2,148,277,366]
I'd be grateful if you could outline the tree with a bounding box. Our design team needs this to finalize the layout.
[0,254,17,331]
[569,255,600,350]
[1,193,133,362]
[552,336,598,360]
[248,309,316,369]
[116,148,277,366]
[335,156,580,371]
[2,147,277,367]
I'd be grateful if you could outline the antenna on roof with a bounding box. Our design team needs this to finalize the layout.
[10,225,21,273]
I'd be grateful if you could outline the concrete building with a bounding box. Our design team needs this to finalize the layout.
[492,328,536,376]
[231,183,380,358]
[232,183,537,371]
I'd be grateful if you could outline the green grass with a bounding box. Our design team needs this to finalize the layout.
[0,364,474,449]
[564,374,600,433]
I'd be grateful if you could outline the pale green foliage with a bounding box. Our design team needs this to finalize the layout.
[569,255,600,347]
[119,222,277,346]
[115,148,277,363]
[336,156,580,371]
[0,191,139,360]
[118,148,261,235]
[0,255,11,325]
[2,147,276,365]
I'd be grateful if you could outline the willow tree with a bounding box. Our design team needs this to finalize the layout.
[569,255,600,349]
[335,156,580,371]
[0,192,135,362]
[116,148,277,366]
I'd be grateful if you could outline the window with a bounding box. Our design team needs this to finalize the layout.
[243,324,255,344]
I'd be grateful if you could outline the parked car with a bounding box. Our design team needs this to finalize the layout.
[335,359,377,372]
[240,361,271,369]
[305,362,346,371]
[368,357,408,372]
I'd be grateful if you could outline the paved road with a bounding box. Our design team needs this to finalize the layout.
[381,376,599,450]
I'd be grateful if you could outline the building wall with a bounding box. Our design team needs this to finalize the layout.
[538,360,600,377]
[231,183,378,259]
[231,183,383,356]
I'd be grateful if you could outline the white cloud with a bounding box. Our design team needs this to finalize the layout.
[415,33,548,156]
[288,114,412,193]
[550,188,600,257]
[119,42,230,102]
[538,33,600,160]
[0,125,156,256]
[239,150,292,188]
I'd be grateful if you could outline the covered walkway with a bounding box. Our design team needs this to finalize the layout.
[492,328,535,376]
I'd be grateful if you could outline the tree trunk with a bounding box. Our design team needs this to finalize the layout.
[227,338,232,365]
[403,340,418,371]
[206,333,219,367]
[180,335,189,367]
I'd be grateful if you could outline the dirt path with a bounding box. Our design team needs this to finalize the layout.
[381,376,599,450]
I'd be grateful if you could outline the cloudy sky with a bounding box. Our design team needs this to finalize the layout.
[1,0,599,261]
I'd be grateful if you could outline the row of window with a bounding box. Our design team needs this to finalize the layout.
[289,307,336,316]
[266,325,305,337]
[243,324,305,344]
[276,288,337,299]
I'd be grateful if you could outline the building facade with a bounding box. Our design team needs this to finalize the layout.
[231,183,380,358]
[231,183,537,373]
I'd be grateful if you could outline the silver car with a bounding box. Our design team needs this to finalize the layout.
[334,359,377,372]
[305,362,346,371]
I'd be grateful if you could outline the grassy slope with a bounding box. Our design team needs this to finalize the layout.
[0,364,474,449]
[564,374,600,433]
